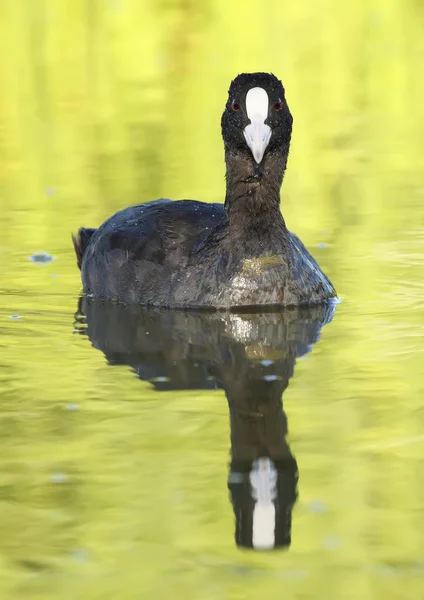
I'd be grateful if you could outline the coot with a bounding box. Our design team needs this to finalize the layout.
[72,72,336,308]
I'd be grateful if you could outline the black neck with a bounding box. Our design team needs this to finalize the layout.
[224,147,289,235]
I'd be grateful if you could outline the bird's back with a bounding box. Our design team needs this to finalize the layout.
[78,199,224,304]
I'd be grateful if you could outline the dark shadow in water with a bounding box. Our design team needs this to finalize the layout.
[74,298,336,551]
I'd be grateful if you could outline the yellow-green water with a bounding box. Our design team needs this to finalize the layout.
[1,0,424,598]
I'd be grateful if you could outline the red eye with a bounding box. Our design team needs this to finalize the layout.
[274,100,283,110]
[232,100,240,111]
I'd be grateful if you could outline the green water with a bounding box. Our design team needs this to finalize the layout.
[1,1,424,598]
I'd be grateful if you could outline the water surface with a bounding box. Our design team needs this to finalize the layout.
[1,1,424,599]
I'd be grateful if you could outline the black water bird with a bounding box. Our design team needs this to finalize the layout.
[73,73,336,308]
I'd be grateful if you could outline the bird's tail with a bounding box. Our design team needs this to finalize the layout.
[71,227,96,270]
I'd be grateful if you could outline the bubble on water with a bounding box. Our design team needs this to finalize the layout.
[317,243,328,249]
[70,548,90,563]
[66,403,79,411]
[8,315,21,320]
[51,472,68,484]
[322,535,342,550]
[263,375,281,382]
[29,251,55,264]
[260,360,274,367]
[308,500,327,513]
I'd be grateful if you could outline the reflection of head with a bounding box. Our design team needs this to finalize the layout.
[250,458,278,550]
[229,456,298,550]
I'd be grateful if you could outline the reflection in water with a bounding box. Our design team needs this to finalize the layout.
[75,298,336,550]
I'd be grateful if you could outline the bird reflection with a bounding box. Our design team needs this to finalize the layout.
[74,298,336,550]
